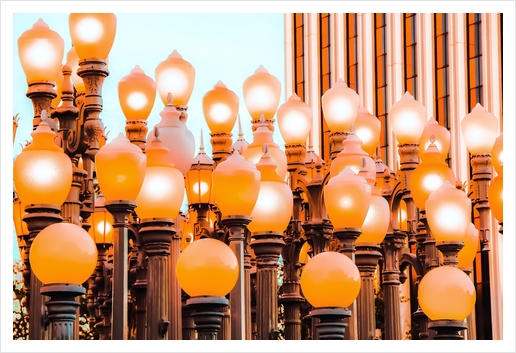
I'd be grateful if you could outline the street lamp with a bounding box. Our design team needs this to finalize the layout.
[29,222,97,340]
[354,106,381,157]
[176,238,239,340]
[300,251,361,339]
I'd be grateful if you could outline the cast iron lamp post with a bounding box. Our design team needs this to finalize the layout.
[29,222,97,340]
[176,238,239,340]
[300,251,361,339]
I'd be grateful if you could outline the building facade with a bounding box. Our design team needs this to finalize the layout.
[284,13,503,340]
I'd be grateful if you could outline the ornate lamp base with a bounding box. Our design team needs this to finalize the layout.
[186,296,229,340]
[428,319,467,340]
[309,307,352,340]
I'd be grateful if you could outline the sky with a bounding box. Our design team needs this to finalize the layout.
[2,1,515,352]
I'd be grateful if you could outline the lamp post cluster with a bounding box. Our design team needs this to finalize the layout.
[13,13,503,341]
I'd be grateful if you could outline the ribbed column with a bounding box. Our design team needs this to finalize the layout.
[41,284,85,340]
[181,295,196,340]
[381,232,405,340]
[332,228,360,340]
[244,247,252,340]
[282,297,303,340]
[250,232,285,340]
[221,216,251,340]
[23,204,63,340]
[310,307,351,340]
[355,244,382,340]
[140,219,175,340]
[105,200,136,340]
[169,233,182,340]
[132,260,147,340]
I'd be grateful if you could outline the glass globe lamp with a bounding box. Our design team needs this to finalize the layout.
[242,65,281,121]
[461,104,499,155]
[176,238,238,297]
[324,167,371,229]
[457,223,479,270]
[321,79,360,132]
[330,131,376,178]
[277,93,313,145]
[212,150,260,217]
[88,195,114,244]
[410,141,456,210]
[69,13,117,60]
[95,133,146,202]
[488,165,503,222]
[118,65,156,121]
[248,146,293,234]
[135,134,185,220]
[13,114,73,206]
[419,116,450,161]
[418,266,476,321]
[18,18,64,83]
[155,50,195,106]
[389,92,427,144]
[30,222,98,285]
[426,181,471,243]
[354,106,381,157]
[300,251,360,308]
[186,134,214,206]
[491,132,503,175]
[203,81,239,134]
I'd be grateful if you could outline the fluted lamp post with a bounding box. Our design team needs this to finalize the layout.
[300,251,361,339]
[461,104,499,251]
[203,81,239,165]
[176,238,239,340]
[355,162,390,340]
[29,223,97,340]
[118,65,157,151]
[135,129,185,339]
[87,194,115,340]
[249,145,293,340]
[95,133,146,340]
[212,150,261,339]
[13,114,73,340]
[324,166,372,340]
[321,79,360,157]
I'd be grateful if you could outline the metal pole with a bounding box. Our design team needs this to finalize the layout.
[221,215,251,340]
[105,200,136,340]
[250,232,285,340]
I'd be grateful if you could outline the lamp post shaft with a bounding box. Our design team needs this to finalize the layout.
[355,244,382,340]
[250,232,285,340]
[140,219,175,340]
[244,247,253,340]
[333,228,360,340]
[23,204,63,340]
[187,296,228,340]
[169,231,183,340]
[222,216,251,340]
[26,81,57,129]
[105,200,136,340]
[381,232,404,340]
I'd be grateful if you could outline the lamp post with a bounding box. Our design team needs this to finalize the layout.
[135,129,185,339]
[95,133,146,340]
[176,238,239,340]
[29,223,97,340]
[300,251,361,339]
[248,145,293,340]
[212,150,260,340]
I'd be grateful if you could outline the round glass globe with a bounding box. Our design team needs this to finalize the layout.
[30,223,98,285]
[300,251,360,308]
[418,266,476,321]
[176,238,239,297]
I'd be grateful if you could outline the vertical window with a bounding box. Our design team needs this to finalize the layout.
[499,13,503,129]
[320,13,331,161]
[434,13,451,165]
[374,13,388,165]
[467,13,492,341]
[404,13,417,98]
[293,13,305,102]
[346,14,359,93]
